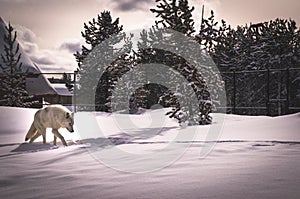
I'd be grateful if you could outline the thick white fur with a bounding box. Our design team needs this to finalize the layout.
[25,105,74,146]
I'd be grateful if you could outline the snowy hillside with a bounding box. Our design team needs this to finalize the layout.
[0,106,299,199]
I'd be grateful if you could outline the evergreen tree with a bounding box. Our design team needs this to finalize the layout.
[74,11,131,111]
[140,0,217,125]
[196,11,300,115]
[74,11,123,68]
[0,23,36,107]
[196,10,223,53]
[150,0,195,36]
[63,73,73,91]
[198,12,300,71]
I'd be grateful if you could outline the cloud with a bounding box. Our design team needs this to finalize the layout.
[109,0,153,12]
[15,25,36,43]
[29,48,77,73]
[20,41,38,54]
[30,54,56,65]
[59,39,83,53]
[15,25,78,73]
[0,0,27,2]
[15,25,39,54]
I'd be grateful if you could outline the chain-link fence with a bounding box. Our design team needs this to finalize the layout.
[2,67,299,116]
[220,68,300,116]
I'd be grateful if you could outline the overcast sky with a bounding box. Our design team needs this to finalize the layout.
[0,0,299,72]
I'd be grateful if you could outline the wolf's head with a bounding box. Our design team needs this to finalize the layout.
[63,112,74,133]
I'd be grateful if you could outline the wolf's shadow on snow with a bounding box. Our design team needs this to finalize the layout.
[10,126,178,154]
[11,143,58,153]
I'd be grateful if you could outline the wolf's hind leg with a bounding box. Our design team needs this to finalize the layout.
[52,129,67,146]
[39,128,46,144]
[29,132,41,143]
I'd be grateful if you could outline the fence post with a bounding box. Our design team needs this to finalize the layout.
[266,68,270,116]
[286,68,290,114]
[73,70,77,112]
[232,70,236,114]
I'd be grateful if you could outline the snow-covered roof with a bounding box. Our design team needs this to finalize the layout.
[0,17,57,96]
[51,83,73,96]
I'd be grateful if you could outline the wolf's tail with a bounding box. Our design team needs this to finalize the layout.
[25,122,37,141]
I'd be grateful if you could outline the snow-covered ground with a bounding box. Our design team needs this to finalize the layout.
[0,106,299,199]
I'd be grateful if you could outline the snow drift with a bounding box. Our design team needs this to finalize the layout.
[0,106,299,199]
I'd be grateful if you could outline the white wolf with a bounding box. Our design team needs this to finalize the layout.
[25,105,74,146]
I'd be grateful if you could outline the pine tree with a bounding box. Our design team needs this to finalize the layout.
[74,11,123,68]
[150,0,195,36]
[0,22,36,107]
[74,11,131,111]
[197,10,300,115]
[63,73,73,91]
[199,13,300,71]
[140,0,217,125]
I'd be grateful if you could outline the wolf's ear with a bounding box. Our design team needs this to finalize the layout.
[66,112,70,119]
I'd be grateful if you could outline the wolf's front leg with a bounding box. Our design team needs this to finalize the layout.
[52,129,67,146]
[53,135,57,146]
